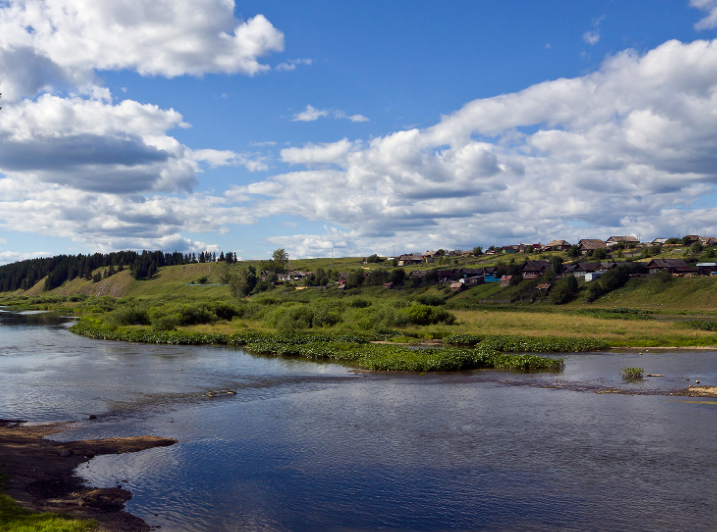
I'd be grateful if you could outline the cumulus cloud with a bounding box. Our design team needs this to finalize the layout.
[232,38,717,257]
[275,58,313,72]
[0,250,52,266]
[693,0,717,29]
[0,0,284,100]
[291,105,369,122]
[291,105,330,122]
[0,91,264,194]
[583,31,600,45]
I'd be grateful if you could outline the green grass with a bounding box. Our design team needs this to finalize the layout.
[621,367,645,381]
[0,492,96,532]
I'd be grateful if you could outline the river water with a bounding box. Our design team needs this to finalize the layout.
[2,310,717,531]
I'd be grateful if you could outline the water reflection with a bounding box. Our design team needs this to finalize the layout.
[2,311,717,531]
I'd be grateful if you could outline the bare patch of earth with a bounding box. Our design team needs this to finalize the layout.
[0,419,176,531]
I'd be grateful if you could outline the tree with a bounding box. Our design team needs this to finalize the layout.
[472,246,483,256]
[691,241,704,254]
[230,265,257,297]
[273,248,289,265]
[550,275,578,304]
[567,245,580,258]
[551,256,564,275]
[593,248,607,260]
[346,270,365,289]
[682,236,693,246]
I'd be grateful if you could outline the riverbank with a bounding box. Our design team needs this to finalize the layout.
[0,420,177,531]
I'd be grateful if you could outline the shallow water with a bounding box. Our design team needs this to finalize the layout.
[2,312,717,531]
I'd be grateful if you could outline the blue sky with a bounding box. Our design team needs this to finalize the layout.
[1,0,717,262]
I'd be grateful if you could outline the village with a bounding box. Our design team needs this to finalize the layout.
[264,234,717,293]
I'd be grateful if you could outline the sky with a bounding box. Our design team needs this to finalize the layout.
[3,0,717,263]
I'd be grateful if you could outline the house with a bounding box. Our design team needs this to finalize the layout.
[398,254,424,266]
[460,275,483,286]
[682,235,701,244]
[409,270,428,280]
[578,239,608,254]
[606,236,639,247]
[561,264,579,277]
[500,275,513,287]
[382,282,394,289]
[484,267,500,282]
[277,271,312,282]
[502,245,520,254]
[585,272,603,282]
[696,263,717,276]
[546,240,572,251]
[651,238,668,245]
[449,281,464,291]
[537,283,552,292]
[700,237,717,247]
[521,260,551,280]
[595,262,618,273]
[645,259,698,276]
[571,262,599,278]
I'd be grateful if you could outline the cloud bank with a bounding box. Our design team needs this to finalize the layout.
[0,0,279,253]
[232,39,717,257]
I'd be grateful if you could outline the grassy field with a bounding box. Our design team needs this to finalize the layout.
[0,491,96,532]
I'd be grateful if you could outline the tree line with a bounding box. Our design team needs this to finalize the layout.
[0,249,239,292]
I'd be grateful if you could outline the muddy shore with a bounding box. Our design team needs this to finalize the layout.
[0,420,177,531]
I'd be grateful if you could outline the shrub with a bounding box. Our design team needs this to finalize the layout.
[106,306,149,326]
[416,294,445,306]
[622,367,644,381]
[444,334,481,346]
[405,303,456,325]
[685,320,717,332]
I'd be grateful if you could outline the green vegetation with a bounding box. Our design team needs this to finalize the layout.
[573,308,654,320]
[621,367,645,381]
[70,317,563,372]
[685,320,717,332]
[0,491,96,532]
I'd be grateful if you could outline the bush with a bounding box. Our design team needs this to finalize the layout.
[106,306,149,326]
[622,367,644,381]
[405,304,456,325]
[685,320,717,332]
[416,294,445,306]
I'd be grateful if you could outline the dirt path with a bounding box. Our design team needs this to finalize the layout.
[0,420,177,531]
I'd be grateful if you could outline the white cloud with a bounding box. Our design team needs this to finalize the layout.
[0,250,51,265]
[583,31,600,45]
[0,0,284,101]
[232,38,717,258]
[334,110,370,122]
[291,105,330,122]
[291,105,369,122]
[280,139,355,166]
[276,58,313,72]
[250,141,277,147]
[693,0,717,29]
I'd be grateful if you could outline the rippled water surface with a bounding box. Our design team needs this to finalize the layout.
[2,311,717,531]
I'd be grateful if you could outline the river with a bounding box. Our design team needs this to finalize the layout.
[1,310,717,531]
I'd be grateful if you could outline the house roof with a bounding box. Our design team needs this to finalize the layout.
[646,259,693,270]
[521,260,550,273]
[576,262,599,272]
[537,283,551,290]
[606,236,638,242]
[547,240,571,247]
[578,239,608,250]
